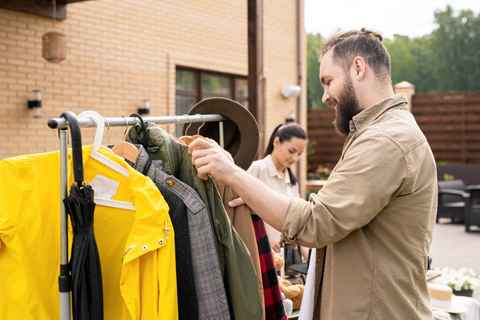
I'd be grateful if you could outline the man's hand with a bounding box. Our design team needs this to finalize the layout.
[204,137,235,163]
[228,197,245,208]
[189,138,239,185]
[189,138,292,234]
[270,239,281,253]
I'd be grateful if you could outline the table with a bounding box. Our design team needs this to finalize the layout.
[289,310,300,320]
[305,180,327,191]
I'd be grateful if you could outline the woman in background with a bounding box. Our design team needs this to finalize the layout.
[247,123,309,260]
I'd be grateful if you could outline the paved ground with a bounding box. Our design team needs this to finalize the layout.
[429,218,480,301]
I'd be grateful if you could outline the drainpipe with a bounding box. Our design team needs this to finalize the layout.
[296,0,303,184]
[248,0,264,159]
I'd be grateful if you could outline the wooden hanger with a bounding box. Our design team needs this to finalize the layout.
[189,114,207,144]
[170,115,186,144]
[99,145,114,154]
[111,116,139,163]
[180,136,193,144]
[112,142,138,163]
[175,137,187,144]
[179,114,194,144]
[180,114,208,145]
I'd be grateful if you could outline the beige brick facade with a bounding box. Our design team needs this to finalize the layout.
[0,0,307,192]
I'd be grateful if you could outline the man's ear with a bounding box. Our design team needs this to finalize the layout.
[352,56,366,81]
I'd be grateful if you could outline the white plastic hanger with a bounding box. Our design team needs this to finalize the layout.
[93,197,135,211]
[78,111,135,211]
[78,111,130,178]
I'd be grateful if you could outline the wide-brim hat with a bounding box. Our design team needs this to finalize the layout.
[428,283,467,314]
[183,97,259,171]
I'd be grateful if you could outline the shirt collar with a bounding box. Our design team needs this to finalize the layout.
[264,154,292,185]
[350,93,409,132]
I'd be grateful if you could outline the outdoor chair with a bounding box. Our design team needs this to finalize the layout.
[465,185,480,232]
[437,179,469,223]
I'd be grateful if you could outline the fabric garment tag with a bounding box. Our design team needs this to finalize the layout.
[90,175,120,200]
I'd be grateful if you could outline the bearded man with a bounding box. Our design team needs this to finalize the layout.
[189,28,437,319]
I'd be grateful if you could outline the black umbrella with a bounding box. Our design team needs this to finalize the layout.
[61,111,104,320]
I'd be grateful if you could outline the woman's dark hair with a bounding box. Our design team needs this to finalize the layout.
[264,123,307,186]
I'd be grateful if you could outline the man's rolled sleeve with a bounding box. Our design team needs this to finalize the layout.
[282,197,312,244]
[281,132,408,248]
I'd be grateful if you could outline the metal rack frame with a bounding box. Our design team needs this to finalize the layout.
[48,113,227,320]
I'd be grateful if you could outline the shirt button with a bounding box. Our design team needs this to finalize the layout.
[142,245,148,251]
[121,279,125,285]
[167,180,174,187]
[159,239,164,244]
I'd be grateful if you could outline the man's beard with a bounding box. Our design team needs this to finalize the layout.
[330,77,362,137]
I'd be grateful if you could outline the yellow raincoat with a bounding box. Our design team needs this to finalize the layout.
[0,147,178,319]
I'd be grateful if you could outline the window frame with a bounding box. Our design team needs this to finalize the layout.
[176,66,248,107]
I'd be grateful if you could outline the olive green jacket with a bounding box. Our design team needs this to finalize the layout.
[127,123,262,320]
[283,94,437,319]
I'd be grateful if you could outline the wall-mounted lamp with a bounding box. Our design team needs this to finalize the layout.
[28,90,42,118]
[281,85,301,98]
[285,111,296,123]
[138,99,150,116]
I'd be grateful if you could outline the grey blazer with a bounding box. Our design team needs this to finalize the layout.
[132,146,230,320]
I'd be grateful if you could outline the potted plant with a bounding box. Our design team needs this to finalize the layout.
[433,267,480,297]
[306,165,332,181]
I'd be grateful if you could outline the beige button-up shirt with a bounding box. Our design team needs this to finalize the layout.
[283,94,437,319]
[248,154,300,242]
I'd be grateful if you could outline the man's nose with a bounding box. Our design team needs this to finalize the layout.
[322,90,329,104]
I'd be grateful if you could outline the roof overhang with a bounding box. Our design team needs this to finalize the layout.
[0,0,93,20]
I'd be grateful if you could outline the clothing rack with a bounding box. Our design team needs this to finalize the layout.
[48,113,227,320]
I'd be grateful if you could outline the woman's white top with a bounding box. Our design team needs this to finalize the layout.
[247,154,300,242]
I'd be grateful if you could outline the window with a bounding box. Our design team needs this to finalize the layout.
[175,67,248,135]
[175,70,198,117]
[235,78,248,109]
[202,73,231,98]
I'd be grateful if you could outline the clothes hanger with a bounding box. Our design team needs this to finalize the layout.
[99,117,115,154]
[111,116,139,163]
[171,115,186,145]
[129,113,152,150]
[190,114,207,143]
[181,114,207,145]
[179,114,194,145]
[78,111,135,211]
[78,111,130,178]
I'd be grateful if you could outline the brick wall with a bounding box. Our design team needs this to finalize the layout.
[264,0,307,195]
[0,0,307,187]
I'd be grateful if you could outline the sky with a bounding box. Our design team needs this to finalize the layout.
[304,0,480,39]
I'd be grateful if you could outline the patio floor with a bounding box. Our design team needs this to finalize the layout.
[429,218,480,301]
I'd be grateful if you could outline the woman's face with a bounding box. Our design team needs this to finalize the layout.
[272,136,307,169]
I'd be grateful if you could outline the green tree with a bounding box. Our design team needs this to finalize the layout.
[431,6,480,92]
[406,36,438,93]
[385,35,437,93]
[306,7,480,103]
[385,35,418,86]
[307,33,327,109]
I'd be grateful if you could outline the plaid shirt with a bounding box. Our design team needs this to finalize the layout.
[252,214,288,320]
